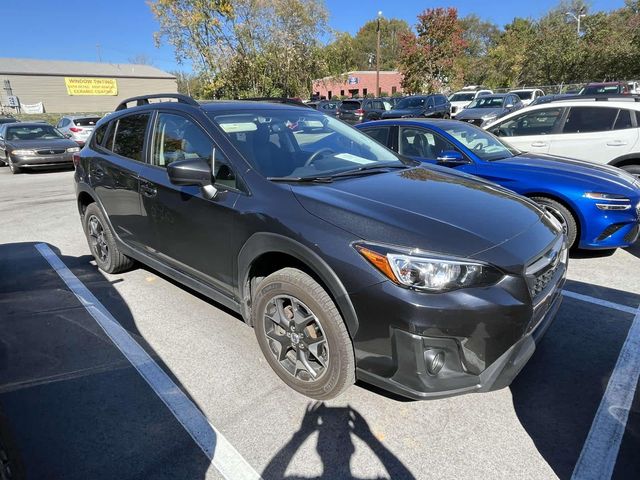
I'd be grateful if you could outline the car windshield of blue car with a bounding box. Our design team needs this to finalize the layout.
[6,125,65,141]
[443,123,519,161]
[210,109,404,179]
[395,97,426,109]
[466,97,505,109]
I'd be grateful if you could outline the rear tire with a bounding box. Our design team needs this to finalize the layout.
[83,203,134,273]
[531,196,578,249]
[251,268,355,400]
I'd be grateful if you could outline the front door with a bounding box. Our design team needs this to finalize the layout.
[137,111,241,295]
[488,107,565,155]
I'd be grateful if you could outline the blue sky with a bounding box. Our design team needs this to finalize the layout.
[1,0,624,72]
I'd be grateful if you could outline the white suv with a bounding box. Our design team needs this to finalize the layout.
[509,88,545,107]
[485,98,640,178]
[448,87,493,118]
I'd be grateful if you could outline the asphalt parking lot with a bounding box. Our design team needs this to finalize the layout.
[0,167,638,480]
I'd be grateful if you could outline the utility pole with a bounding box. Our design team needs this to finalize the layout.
[376,11,382,98]
[565,11,586,36]
[96,44,102,62]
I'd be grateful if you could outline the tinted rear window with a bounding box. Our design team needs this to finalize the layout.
[340,101,361,110]
[112,114,150,161]
[74,117,100,126]
[563,107,617,133]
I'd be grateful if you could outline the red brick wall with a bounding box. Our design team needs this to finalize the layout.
[312,71,403,99]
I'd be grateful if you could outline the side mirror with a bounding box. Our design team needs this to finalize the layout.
[505,103,514,109]
[437,150,469,167]
[427,104,434,109]
[167,157,218,199]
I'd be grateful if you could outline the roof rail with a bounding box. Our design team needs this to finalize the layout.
[243,97,314,108]
[544,94,640,103]
[115,93,199,111]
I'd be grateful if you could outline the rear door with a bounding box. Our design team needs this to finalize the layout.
[90,113,149,249]
[549,106,638,164]
[488,107,565,154]
[137,111,241,295]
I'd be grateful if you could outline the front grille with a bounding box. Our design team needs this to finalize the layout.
[36,148,66,155]
[525,237,566,303]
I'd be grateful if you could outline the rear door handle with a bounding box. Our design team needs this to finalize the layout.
[140,182,157,198]
[606,140,628,146]
[531,141,548,147]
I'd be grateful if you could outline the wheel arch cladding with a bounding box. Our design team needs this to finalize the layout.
[238,232,359,337]
[608,153,640,168]
[77,190,96,214]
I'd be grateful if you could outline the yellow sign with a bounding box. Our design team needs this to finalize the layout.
[64,77,118,96]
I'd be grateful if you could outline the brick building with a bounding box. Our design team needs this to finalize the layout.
[312,71,403,99]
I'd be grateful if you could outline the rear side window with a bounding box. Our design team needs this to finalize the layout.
[74,117,100,127]
[112,113,150,161]
[563,107,617,134]
[92,123,108,147]
[613,109,634,130]
[362,127,391,146]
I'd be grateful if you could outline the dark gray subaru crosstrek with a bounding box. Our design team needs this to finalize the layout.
[74,94,567,400]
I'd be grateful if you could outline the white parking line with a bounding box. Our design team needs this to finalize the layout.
[35,243,262,480]
[570,303,640,480]
[562,289,638,315]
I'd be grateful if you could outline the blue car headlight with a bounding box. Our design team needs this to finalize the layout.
[584,192,632,211]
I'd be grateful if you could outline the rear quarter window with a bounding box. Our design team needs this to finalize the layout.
[92,123,108,147]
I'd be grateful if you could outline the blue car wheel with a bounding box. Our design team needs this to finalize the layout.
[531,196,578,248]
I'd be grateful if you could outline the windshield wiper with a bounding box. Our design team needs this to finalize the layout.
[268,163,411,184]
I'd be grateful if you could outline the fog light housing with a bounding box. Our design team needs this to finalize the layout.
[425,349,445,376]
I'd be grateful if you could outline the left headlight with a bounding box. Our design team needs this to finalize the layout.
[356,243,503,293]
[584,192,632,211]
[12,149,36,156]
[66,146,81,153]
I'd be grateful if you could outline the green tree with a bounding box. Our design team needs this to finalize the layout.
[457,15,500,86]
[350,18,411,71]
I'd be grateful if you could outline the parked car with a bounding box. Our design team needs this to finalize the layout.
[485,98,640,178]
[448,87,493,117]
[336,98,393,124]
[56,115,101,146]
[580,82,630,95]
[529,93,577,107]
[0,116,18,125]
[75,93,566,401]
[314,99,340,116]
[381,94,451,119]
[509,88,545,107]
[455,94,524,127]
[358,118,640,250]
[0,122,79,173]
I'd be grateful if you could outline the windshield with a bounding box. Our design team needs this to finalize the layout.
[512,91,533,100]
[449,93,475,102]
[443,122,518,161]
[6,125,64,141]
[395,97,427,109]
[467,97,505,109]
[209,109,403,179]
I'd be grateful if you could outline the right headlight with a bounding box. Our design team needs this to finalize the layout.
[355,243,503,293]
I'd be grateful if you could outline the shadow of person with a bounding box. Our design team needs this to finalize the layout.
[262,402,415,480]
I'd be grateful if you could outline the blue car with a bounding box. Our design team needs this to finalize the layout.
[357,119,640,250]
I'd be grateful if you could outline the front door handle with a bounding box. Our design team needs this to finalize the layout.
[140,182,157,197]
[606,140,628,146]
[531,141,548,147]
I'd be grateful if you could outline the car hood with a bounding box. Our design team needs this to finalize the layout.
[456,107,504,120]
[381,108,423,118]
[450,101,471,109]
[8,138,78,150]
[292,166,560,270]
[495,153,640,194]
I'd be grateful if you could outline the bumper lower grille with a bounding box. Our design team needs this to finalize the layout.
[36,148,66,155]
[525,237,567,303]
[596,223,625,242]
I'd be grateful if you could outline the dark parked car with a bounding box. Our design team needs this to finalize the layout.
[314,99,340,116]
[381,94,451,119]
[0,116,17,125]
[580,82,629,95]
[75,93,566,400]
[335,98,391,124]
[455,93,524,127]
[0,122,79,173]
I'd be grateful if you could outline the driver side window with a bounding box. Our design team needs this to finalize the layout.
[492,108,563,137]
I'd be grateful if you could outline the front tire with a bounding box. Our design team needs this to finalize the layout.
[7,155,21,174]
[531,196,578,248]
[251,268,355,400]
[83,203,134,273]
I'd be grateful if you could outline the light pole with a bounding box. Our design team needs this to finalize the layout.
[376,11,382,98]
[566,11,586,36]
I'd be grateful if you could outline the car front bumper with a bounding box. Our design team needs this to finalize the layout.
[578,200,640,249]
[11,153,73,168]
[349,259,566,400]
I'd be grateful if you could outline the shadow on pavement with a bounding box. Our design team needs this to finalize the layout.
[511,279,640,480]
[262,402,415,480]
[623,241,640,261]
[0,242,212,479]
